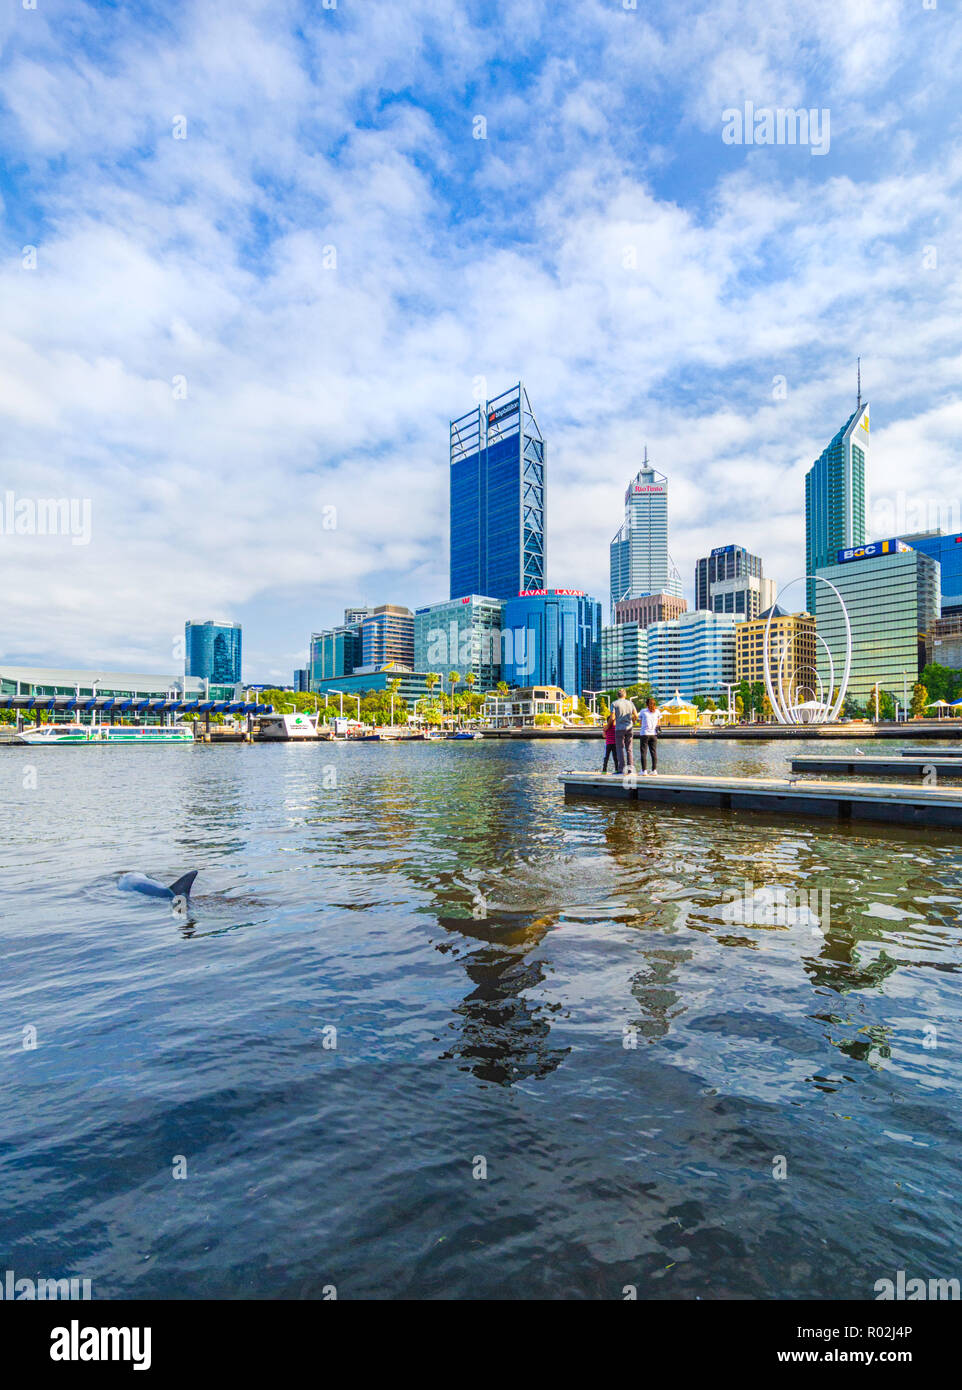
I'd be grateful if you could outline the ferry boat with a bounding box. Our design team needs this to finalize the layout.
[254,712,318,741]
[17,723,195,745]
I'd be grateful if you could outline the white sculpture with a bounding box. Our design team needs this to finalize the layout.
[762,576,852,725]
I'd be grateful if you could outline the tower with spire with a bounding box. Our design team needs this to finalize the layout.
[804,362,870,614]
[609,449,684,618]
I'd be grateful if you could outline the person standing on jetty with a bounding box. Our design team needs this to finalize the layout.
[611,688,638,775]
[639,696,661,774]
[601,710,617,772]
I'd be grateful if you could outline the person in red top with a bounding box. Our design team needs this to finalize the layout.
[601,711,617,773]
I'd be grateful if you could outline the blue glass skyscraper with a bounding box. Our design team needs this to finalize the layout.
[805,389,869,614]
[901,532,962,615]
[449,383,546,600]
[185,620,242,685]
[501,590,601,696]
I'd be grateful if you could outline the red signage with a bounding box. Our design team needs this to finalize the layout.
[517,588,586,597]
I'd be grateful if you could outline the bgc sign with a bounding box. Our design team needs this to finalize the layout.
[837,538,911,565]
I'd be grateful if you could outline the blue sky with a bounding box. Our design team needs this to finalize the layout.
[1,0,961,680]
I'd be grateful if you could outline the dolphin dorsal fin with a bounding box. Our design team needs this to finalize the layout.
[168,871,198,898]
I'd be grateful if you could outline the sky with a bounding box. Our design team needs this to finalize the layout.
[1,0,961,682]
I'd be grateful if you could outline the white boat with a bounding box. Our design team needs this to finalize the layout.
[255,712,318,740]
[17,723,194,745]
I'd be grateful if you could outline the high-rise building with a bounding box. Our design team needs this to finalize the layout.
[185,620,242,685]
[501,590,601,696]
[294,668,310,693]
[735,606,816,709]
[343,606,373,627]
[805,385,870,614]
[815,538,940,706]
[449,382,546,600]
[695,545,776,619]
[414,595,505,690]
[361,605,415,667]
[309,622,363,689]
[609,451,684,618]
[613,592,687,628]
[901,531,962,615]
[601,623,648,690]
[646,610,736,702]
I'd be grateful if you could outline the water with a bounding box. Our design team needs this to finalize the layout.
[2,735,961,1299]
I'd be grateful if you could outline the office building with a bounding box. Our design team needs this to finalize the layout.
[360,605,415,667]
[609,451,684,617]
[601,623,647,690]
[414,595,505,690]
[500,589,601,696]
[294,668,310,693]
[902,531,962,615]
[735,607,816,708]
[805,386,870,614]
[312,663,433,708]
[815,538,940,706]
[646,610,737,702]
[695,545,776,619]
[309,622,363,689]
[184,620,242,685]
[449,382,546,600]
[613,592,687,628]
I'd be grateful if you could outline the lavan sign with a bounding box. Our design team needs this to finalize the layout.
[837,538,912,565]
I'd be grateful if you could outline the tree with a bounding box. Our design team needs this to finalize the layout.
[448,672,460,726]
[911,683,928,719]
[496,680,509,696]
[842,693,863,718]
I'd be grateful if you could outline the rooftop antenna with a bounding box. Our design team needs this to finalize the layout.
[856,357,861,411]
[643,444,649,466]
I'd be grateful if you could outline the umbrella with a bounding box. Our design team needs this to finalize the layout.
[662,691,695,709]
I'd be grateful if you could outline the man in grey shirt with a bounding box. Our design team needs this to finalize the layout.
[611,688,638,774]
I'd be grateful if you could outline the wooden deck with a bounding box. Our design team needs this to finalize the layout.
[559,771,962,828]
[791,756,962,779]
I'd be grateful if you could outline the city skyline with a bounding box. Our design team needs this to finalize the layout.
[2,2,961,683]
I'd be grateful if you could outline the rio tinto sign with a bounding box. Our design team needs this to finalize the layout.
[633,485,664,493]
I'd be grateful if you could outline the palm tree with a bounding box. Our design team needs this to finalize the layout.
[425,672,441,729]
[464,672,477,726]
[448,672,460,727]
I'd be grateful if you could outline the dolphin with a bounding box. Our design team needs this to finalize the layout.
[118,870,199,913]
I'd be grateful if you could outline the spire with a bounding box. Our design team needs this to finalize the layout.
[856,356,861,411]
[642,444,648,466]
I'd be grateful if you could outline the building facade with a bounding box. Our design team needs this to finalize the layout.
[185,620,242,685]
[312,664,433,708]
[449,382,546,600]
[927,613,962,671]
[482,686,566,728]
[815,540,940,706]
[805,399,870,614]
[735,606,817,709]
[413,595,505,690]
[360,605,415,668]
[601,623,648,691]
[609,454,683,617]
[310,623,363,689]
[500,590,601,697]
[695,545,776,619]
[613,591,687,628]
[646,611,736,702]
[902,531,962,616]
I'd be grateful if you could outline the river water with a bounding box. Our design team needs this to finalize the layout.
[2,735,961,1299]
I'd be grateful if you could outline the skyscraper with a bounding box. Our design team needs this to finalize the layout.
[501,590,601,696]
[695,544,776,618]
[805,377,869,614]
[185,620,242,685]
[609,451,683,618]
[449,383,546,600]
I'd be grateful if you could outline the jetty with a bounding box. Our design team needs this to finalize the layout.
[792,755,962,779]
[558,771,962,829]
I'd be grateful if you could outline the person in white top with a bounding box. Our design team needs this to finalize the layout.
[639,697,660,774]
